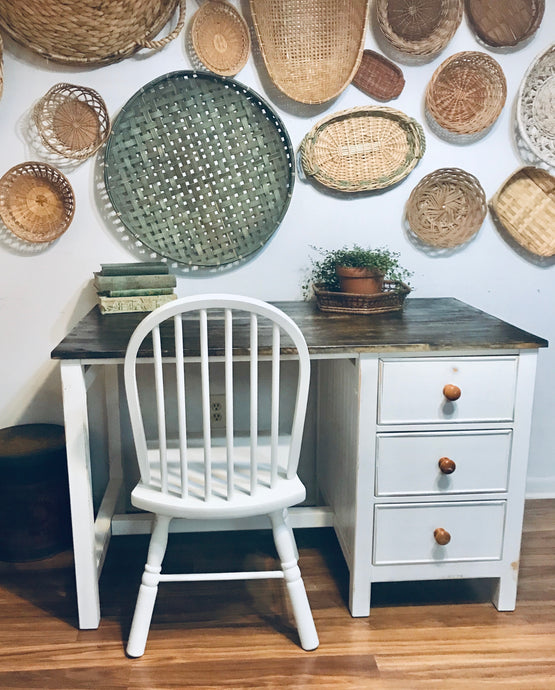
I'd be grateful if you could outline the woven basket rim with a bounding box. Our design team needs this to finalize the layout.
[0,161,75,243]
[191,0,251,77]
[466,0,545,47]
[249,0,369,104]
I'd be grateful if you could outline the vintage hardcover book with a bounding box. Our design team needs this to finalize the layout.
[99,262,169,276]
[96,287,175,298]
[93,272,177,291]
[98,293,177,314]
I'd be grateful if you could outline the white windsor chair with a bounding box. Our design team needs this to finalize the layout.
[124,294,319,657]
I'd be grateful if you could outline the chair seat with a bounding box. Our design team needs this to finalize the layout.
[130,439,306,519]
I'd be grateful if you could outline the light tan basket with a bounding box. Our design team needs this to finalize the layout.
[352,50,405,102]
[33,83,111,161]
[406,168,487,248]
[249,0,369,104]
[191,1,250,76]
[376,0,463,61]
[490,167,555,257]
[0,162,75,243]
[466,0,544,48]
[425,51,506,135]
[300,106,426,193]
[0,0,185,65]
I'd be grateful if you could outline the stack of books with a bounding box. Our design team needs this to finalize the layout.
[94,262,177,314]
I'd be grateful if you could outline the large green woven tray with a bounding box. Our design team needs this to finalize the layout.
[104,71,295,266]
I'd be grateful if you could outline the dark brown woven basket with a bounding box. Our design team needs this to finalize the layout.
[313,281,411,314]
[352,50,405,101]
[0,0,185,65]
[465,0,544,48]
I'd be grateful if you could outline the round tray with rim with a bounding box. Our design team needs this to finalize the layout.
[0,161,75,243]
[425,51,506,136]
[466,0,544,48]
[104,71,295,267]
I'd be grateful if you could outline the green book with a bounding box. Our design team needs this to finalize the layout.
[93,272,177,291]
[96,287,175,298]
[99,262,169,276]
[98,293,177,314]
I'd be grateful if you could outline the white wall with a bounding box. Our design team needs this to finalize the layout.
[0,2,553,494]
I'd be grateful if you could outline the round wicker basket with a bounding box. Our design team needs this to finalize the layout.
[33,83,111,161]
[249,0,369,104]
[0,0,185,65]
[191,1,250,76]
[0,162,75,243]
[406,168,487,249]
[376,0,463,61]
[425,52,507,135]
[490,166,555,258]
[466,0,544,48]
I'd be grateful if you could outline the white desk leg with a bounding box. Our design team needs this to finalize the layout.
[61,360,101,629]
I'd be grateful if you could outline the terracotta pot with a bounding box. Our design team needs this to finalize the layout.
[336,265,384,294]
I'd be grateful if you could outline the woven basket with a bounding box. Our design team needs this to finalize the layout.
[425,51,506,135]
[490,167,555,257]
[406,168,487,249]
[517,45,555,170]
[300,106,426,193]
[191,1,250,76]
[104,71,294,267]
[249,0,369,104]
[376,0,463,61]
[0,162,75,243]
[0,0,185,65]
[352,50,405,102]
[33,83,111,161]
[314,280,411,314]
[466,0,544,48]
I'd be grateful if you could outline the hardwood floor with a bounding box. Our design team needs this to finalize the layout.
[0,500,554,689]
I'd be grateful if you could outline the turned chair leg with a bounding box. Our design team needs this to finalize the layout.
[270,509,319,651]
[126,515,172,658]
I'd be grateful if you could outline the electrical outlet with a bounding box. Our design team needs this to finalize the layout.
[210,394,226,428]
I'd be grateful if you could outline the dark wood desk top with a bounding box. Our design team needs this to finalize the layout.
[51,298,547,360]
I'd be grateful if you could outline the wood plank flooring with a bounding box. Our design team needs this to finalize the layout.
[0,500,554,689]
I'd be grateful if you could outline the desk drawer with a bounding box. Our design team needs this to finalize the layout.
[373,501,506,565]
[378,356,517,425]
[375,430,512,496]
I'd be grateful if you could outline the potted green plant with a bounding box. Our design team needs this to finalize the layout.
[302,244,412,297]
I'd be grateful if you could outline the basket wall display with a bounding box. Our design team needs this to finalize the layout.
[249,0,369,104]
[490,166,555,257]
[425,51,507,136]
[352,50,405,101]
[104,71,295,267]
[33,84,111,161]
[406,168,487,249]
[517,45,555,170]
[376,0,463,62]
[191,0,250,76]
[314,280,411,314]
[0,0,185,65]
[465,0,544,48]
[300,106,426,193]
[0,162,75,243]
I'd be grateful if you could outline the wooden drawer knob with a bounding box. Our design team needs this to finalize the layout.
[438,457,456,474]
[443,384,461,401]
[434,527,451,545]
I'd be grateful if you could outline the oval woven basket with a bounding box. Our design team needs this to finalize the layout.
[517,45,555,170]
[352,50,405,102]
[191,0,250,76]
[376,0,463,61]
[0,162,75,243]
[0,0,185,65]
[300,106,426,193]
[33,83,111,161]
[406,168,487,249]
[425,51,507,135]
[466,0,544,48]
[490,166,555,257]
[249,0,369,104]
[104,71,295,267]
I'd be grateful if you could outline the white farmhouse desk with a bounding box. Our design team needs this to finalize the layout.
[51,298,547,629]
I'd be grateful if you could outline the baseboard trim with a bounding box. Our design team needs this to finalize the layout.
[526,477,555,499]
